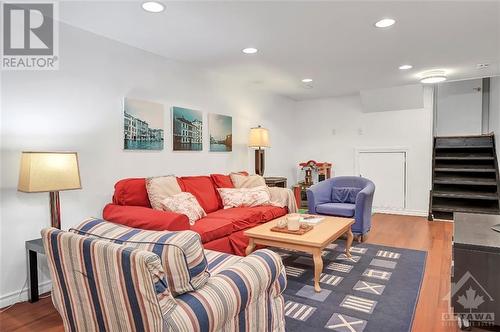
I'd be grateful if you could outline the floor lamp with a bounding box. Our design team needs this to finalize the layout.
[248,125,270,176]
[18,151,82,229]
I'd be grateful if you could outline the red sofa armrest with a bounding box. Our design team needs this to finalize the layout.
[102,204,190,231]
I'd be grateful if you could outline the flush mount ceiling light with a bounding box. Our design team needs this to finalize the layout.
[374,18,396,28]
[301,78,313,83]
[420,70,447,84]
[476,63,489,69]
[242,47,258,54]
[399,64,413,70]
[142,1,165,13]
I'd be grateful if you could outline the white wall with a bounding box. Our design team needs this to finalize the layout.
[488,76,500,159]
[435,79,483,136]
[292,88,434,215]
[0,24,297,306]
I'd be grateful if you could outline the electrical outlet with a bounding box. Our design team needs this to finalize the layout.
[332,129,336,135]
[358,128,363,135]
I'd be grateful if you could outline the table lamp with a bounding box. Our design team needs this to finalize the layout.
[248,125,270,175]
[18,152,82,229]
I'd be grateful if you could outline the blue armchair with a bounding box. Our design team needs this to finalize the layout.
[306,176,375,240]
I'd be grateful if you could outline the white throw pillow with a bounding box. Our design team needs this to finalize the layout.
[146,175,182,210]
[217,186,271,209]
[160,192,206,225]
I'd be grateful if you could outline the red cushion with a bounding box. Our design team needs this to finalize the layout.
[206,206,288,231]
[102,204,190,231]
[203,237,233,255]
[206,207,262,231]
[210,174,234,188]
[248,205,288,222]
[179,176,220,213]
[112,178,151,207]
[190,217,233,243]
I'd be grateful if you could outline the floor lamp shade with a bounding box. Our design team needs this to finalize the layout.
[248,126,270,176]
[18,152,82,229]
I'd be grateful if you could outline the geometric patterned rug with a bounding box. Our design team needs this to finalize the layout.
[272,240,427,332]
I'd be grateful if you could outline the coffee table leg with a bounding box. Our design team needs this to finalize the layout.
[313,249,323,293]
[345,228,354,258]
[245,239,255,256]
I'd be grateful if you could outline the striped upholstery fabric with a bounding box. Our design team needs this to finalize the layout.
[70,218,209,296]
[204,250,242,274]
[164,249,287,331]
[42,228,176,332]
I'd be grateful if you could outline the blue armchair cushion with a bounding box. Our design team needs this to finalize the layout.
[316,202,355,217]
[331,187,361,204]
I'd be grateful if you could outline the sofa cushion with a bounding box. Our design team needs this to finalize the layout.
[146,175,182,210]
[113,178,151,207]
[230,173,266,188]
[331,187,361,204]
[206,205,287,231]
[179,176,221,213]
[316,202,355,217]
[161,192,207,225]
[190,217,234,243]
[70,218,209,296]
[217,186,271,209]
[210,174,235,188]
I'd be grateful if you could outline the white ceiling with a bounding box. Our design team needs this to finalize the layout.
[60,1,500,100]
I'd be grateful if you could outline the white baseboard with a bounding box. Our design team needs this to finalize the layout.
[0,280,52,309]
[373,209,429,217]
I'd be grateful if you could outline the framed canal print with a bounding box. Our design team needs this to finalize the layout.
[209,113,232,152]
[172,106,203,151]
[123,98,164,150]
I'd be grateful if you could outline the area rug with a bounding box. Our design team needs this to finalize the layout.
[272,240,427,332]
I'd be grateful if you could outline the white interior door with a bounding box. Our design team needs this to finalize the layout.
[358,151,406,210]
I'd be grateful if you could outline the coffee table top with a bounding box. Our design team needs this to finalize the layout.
[244,214,354,248]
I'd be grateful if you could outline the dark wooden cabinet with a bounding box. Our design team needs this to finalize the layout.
[453,213,500,327]
[264,177,287,188]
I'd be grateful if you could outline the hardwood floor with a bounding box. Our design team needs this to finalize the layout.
[0,213,461,331]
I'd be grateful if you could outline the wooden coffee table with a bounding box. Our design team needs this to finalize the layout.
[244,214,354,293]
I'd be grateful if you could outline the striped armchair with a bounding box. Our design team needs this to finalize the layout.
[42,226,287,332]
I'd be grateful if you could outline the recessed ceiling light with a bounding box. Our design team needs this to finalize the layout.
[242,47,258,54]
[374,18,396,28]
[399,64,413,70]
[142,1,165,13]
[476,63,489,69]
[420,70,447,84]
[302,78,313,83]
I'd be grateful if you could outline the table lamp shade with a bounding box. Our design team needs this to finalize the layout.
[18,152,81,193]
[248,126,270,148]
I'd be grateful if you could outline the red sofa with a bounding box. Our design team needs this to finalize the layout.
[102,174,288,256]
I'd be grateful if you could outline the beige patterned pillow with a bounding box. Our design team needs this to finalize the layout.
[160,192,207,225]
[230,173,266,188]
[217,186,271,209]
[146,175,182,210]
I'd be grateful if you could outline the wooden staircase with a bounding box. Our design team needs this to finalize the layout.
[429,134,500,220]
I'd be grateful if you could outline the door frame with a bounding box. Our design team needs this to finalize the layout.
[354,147,409,211]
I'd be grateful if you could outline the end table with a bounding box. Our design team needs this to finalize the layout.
[264,177,287,188]
[26,238,45,303]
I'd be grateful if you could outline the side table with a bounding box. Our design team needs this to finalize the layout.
[264,177,287,188]
[26,238,45,303]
